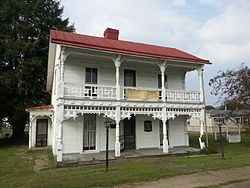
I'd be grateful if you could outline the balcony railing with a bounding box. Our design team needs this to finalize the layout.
[64,83,201,103]
[166,89,200,103]
[64,83,116,100]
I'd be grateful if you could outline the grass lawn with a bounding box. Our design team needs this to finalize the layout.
[0,133,250,188]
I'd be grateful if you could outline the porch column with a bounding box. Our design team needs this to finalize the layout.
[57,122,63,162]
[115,119,121,157]
[198,66,207,149]
[28,120,32,149]
[113,55,123,100]
[59,47,65,98]
[198,66,205,103]
[162,107,168,153]
[115,106,121,157]
[199,112,206,149]
[158,61,167,102]
[185,120,189,146]
[59,47,71,98]
[162,120,169,153]
[60,47,65,82]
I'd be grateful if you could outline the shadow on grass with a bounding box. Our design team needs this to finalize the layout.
[0,136,28,149]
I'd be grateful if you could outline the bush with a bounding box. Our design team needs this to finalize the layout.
[200,146,219,155]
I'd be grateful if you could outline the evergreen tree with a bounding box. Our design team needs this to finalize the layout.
[0,0,75,140]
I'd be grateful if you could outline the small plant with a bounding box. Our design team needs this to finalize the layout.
[200,147,219,155]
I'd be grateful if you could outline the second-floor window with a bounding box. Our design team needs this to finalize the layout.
[86,68,98,84]
[124,69,136,87]
[158,74,167,88]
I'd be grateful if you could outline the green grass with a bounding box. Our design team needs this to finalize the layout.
[1,133,250,188]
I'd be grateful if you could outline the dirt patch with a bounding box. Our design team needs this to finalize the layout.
[15,146,33,162]
[15,146,50,172]
[117,166,250,188]
[223,180,250,188]
[128,156,200,174]
[33,153,49,172]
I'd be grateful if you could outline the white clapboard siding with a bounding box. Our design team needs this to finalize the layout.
[64,62,84,83]
[64,58,185,89]
[136,115,160,149]
[170,117,187,147]
[63,118,82,154]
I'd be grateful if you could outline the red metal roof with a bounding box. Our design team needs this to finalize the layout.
[26,105,53,111]
[50,30,211,64]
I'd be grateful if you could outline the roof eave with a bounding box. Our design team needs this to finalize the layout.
[51,38,211,65]
[46,42,56,92]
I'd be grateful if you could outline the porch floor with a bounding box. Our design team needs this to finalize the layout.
[62,146,200,164]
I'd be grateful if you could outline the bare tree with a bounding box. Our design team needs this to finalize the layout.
[209,64,250,105]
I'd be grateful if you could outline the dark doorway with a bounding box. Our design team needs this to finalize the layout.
[157,74,167,89]
[36,119,48,147]
[159,120,169,146]
[83,114,96,151]
[158,74,167,100]
[124,116,136,149]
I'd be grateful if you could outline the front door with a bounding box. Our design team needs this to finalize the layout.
[83,114,96,151]
[124,116,136,149]
[36,119,48,147]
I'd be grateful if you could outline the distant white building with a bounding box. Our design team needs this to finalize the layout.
[188,110,250,142]
[26,28,211,163]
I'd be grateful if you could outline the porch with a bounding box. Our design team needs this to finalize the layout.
[64,83,201,103]
[62,146,200,164]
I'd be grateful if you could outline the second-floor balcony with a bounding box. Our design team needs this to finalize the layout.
[64,83,201,103]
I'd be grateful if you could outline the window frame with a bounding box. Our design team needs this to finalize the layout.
[85,67,98,84]
[124,69,136,87]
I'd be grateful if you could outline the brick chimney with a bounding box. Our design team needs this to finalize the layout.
[104,28,119,40]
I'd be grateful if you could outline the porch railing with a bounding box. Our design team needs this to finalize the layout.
[64,83,201,103]
[166,89,200,103]
[64,83,116,99]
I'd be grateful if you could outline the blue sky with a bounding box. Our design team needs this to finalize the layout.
[60,0,250,106]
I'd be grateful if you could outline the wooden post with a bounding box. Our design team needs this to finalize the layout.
[219,124,225,159]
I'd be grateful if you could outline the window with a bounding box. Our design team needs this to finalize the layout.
[86,68,97,84]
[235,118,240,124]
[85,68,98,97]
[158,74,167,88]
[144,121,152,132]
[110,124,116,129]
[124,69,136,87]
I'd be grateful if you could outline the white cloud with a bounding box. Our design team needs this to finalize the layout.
[199,43,250,66]
[198,4,250,44]
[195,0,250,67]
[61,0,197,48]
[60,0,250,105]
[171,0,187,7]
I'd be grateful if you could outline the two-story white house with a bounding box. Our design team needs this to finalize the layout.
[27,28,211,163]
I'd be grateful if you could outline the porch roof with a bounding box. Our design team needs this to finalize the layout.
[26,104,53,112]
[50,30,211,64]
